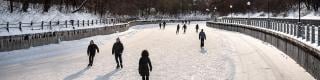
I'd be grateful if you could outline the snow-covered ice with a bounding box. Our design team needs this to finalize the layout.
[0,22,315,80]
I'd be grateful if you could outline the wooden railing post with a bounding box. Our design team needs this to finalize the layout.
[41,21,44,30]
[6,22,9,32]
[49,21,52,30]
[19,22,22,31]
[65,20,68,28]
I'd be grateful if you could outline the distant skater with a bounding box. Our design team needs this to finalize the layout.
[199,29,206,48]
[183,24,187,34]
[163,21,166,29]
[87,40,99,67]
[195,24,199,33]
[159,23,162,29]
[139,50,152,80]
[112,38,124,69]
[176,24,180,34]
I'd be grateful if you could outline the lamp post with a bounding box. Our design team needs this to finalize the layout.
[230,5,233,18]
[214,7,217,22]
[247,1,251,25]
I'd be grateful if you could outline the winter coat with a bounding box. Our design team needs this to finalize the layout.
[87,44,99,55]
[196,25,199,29]
[112,41,124,55]
[139,57,152,76]
[199,31,206,41]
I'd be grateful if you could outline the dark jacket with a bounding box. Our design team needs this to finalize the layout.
[196,25,199,29]
[199,31,206,41]
[112,41,124,55]
[139,57,152,76]
[87,44,99,55]
[183,25,187,29]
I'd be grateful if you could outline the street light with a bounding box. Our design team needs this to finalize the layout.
[247,1,251,25]
[230,5,233,18]
[214,7,217,22]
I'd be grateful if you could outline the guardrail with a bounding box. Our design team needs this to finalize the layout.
[0,18,122,32]
[208,18,320,79]
[217,18,320,46]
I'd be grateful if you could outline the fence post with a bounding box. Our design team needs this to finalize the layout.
[41,21,44,30]
[30,21,33,30]
[306,25,310,41]
[91,20,94,25]
[65,20,68,28]
[83,20,85,27]
[87,20,89,26]
[49,21,52,30]
[77,20,80,27]
[6,22,9,32]
[19,22,22,31]
[311,25,315,43]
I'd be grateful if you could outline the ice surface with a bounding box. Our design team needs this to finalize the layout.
[0,22,315,80]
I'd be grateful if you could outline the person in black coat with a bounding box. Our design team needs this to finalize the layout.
[183,24,187,34]
[176,24,180,34]
[112,37,124,69]
[139,50,152,80]
[199,29,206,48]
[159,23,162,29]
[163,21,166,29]
[87,40,99,67]
[195,24,199,33]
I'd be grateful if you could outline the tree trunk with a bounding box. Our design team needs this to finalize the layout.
[9,0,13,13]
[22,0,29,12]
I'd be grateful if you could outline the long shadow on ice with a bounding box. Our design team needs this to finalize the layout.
[95,69,120,80]
[64,67,90,80]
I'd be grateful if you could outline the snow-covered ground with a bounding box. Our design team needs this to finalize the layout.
[0,22,314,80]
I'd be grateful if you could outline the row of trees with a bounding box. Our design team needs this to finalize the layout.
[6,0,320,16]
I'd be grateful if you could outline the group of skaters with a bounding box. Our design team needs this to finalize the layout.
[86,21,206,80]
[177,23,206,48]
[87,38,152,80]
[159,21,166,29]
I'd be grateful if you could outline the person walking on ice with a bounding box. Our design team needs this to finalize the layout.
[183,24,187,34]
[195,24,199,33]
[112,37,124,69]
[139,50,152,80]
[199,29,206,48]
[87,40,99,67]
[176,24,180,34]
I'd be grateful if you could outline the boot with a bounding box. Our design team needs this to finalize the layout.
[120,64,123,68]
[116,64,120,69]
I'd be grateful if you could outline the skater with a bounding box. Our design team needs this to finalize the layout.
[112,37,124,69]
[195,24,199,33]
[176,24,180,34]
[139,50,152,80]
[188,20,191,24]
[87,40,100,67]
[159,23,162,29]
[183,24,187,34]
[163,21,166,29]
[199,29,206,48]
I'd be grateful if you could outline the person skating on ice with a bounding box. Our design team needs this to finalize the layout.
[112,37,124,69]
[87,40,99,67]
[195,24,199,33]
[183,24,187,34]
[139,50,152,80]
[176,24,180,34]
[199,29,206,48]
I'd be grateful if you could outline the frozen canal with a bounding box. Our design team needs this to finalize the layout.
[0,22,315,80]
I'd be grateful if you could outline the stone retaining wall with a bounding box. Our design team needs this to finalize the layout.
[207,22,320,79]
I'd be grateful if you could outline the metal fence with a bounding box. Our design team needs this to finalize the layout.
[0,18,123,32]
[217,18,320,46]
